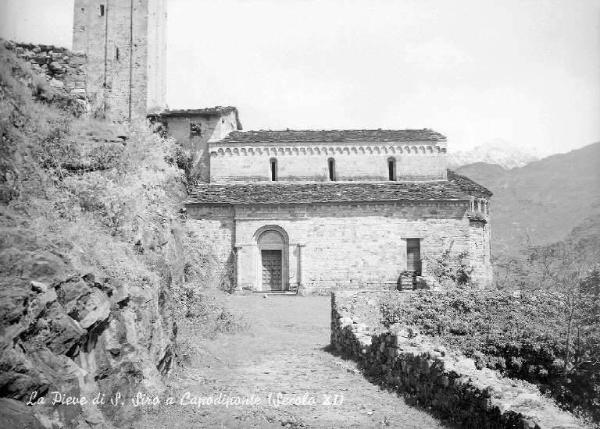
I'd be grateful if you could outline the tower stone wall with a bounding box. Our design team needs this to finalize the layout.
[73,0,167,121]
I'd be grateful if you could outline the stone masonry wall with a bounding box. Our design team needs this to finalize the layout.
[165,111,239,181]
[146,0,167,114]
[330,291,584,429]
[209,142,448,182]
[72,0,167,121]
[3,41,88,111]
[469,219,493,286]
[187,201,493,293]
[235,202,474,292]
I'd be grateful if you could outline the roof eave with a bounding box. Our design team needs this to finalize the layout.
[151,106,239,119]
[184,198,470,206]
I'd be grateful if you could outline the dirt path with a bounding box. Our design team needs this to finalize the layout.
[136,295,446,428]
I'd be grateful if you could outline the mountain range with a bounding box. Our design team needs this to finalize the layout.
[448,140,541,169]
[455,142,600,257]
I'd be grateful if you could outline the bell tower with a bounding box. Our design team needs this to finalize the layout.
[72,0,167,121]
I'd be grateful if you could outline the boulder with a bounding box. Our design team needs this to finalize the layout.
[0,347,49,400]
[30,281,48,293]
[0,398,44,429]
[42,302,86,355]
[27,252,67,284]
[49,78,64,89]
[49,62,64,74]
[77,290,111,329]
[56,278,91,310]
[33,54,48,65]
[0,286,31,328]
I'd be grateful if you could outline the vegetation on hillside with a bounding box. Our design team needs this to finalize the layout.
[0,40,187,425]
[380,215,600,423]
[0,42,242,427]
[379,272,600,423]
[1,40,188,298]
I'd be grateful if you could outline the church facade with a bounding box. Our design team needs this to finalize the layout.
[185,129,493,294]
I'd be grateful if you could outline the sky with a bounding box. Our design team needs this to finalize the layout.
[1,0,599,155]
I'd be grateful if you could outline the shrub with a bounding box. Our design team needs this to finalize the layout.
[426,246,474,287]
[183,290,249,337]
[379,287,600,422]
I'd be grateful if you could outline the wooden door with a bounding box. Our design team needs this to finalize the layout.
[406,239,421,275]
[261,250,282,290]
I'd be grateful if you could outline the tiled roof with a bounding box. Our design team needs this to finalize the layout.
[186,170,491,206]
[447,170,493,198]
[150,106,243,130]
[158,106,238,117]
[219,129,446,144]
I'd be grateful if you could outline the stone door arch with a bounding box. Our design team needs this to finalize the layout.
[255,227,289,291]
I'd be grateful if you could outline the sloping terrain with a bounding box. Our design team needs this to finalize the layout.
[456,142,600,255]
[0,43,187,428]
[135,295,446,429]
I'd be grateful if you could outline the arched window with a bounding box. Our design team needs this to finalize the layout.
[328,158,336,181]
[388,157,396,181]
[270,158,278,181]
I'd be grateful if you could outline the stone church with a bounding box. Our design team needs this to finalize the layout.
[72,0,492,293]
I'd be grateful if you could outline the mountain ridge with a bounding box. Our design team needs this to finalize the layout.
[456,142,600,255]
[448,140,541,169]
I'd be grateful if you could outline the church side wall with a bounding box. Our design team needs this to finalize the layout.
[469,220,493,287]
[187,201,492,293]
[235,203,469,292]
[208,143,447,182]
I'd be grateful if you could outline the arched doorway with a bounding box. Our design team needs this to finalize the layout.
[256,227,288,291]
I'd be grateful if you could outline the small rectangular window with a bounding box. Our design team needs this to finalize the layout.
[406,238,421,274]
[388,158,396,181]
[99,5,105,16]
[270,158,278,181]
[115,47,119,61]
[190,122,202,137]
[328,158,336,181]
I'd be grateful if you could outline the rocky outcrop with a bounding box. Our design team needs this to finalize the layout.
[0,398,45,429]
[0,231,177,428]
[3,40,88,115]
[330,291,585,429]
[0,40,182,428]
